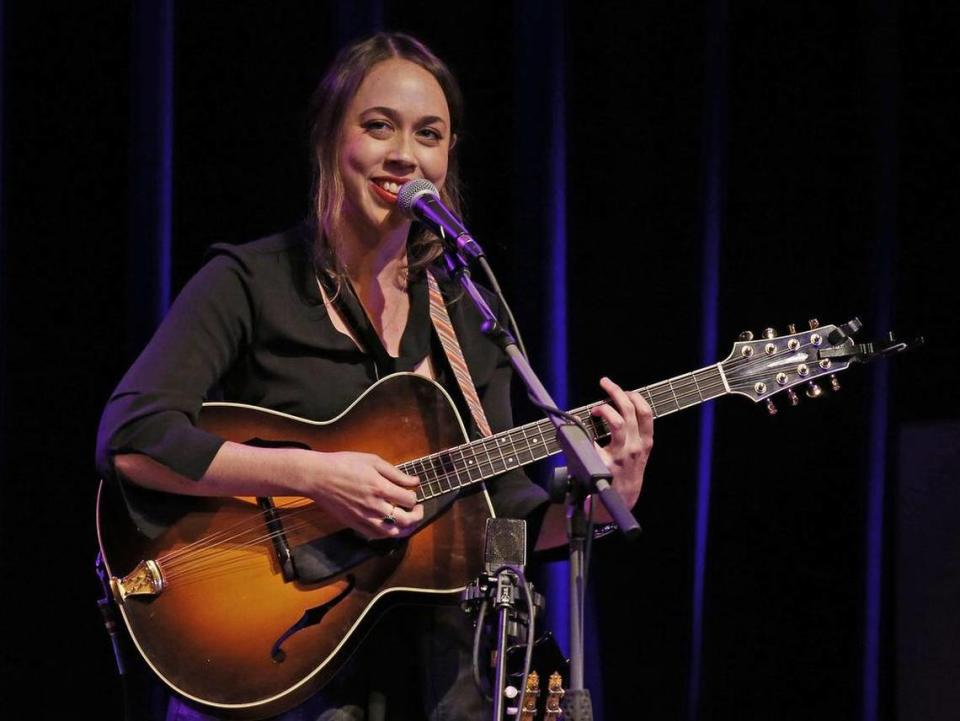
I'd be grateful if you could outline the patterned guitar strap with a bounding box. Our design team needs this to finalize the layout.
[426,270,493,439]
[317,267,493,439]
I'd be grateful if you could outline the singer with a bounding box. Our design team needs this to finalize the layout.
[96,32,653,721]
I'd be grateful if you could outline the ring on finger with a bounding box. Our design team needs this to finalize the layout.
[382,505,397,525]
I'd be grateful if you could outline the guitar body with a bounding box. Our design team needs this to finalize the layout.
[96,373,493,719]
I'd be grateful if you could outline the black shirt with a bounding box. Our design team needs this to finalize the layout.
[96,226,549,525]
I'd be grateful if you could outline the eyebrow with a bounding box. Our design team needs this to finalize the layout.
[359,106,448,128]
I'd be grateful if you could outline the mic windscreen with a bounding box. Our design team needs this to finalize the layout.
[483,518,527,573]
[397,178,439,216]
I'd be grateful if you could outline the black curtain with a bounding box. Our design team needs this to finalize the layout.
[1,2,956,719]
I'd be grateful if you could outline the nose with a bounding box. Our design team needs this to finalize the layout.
[384,131,417,172]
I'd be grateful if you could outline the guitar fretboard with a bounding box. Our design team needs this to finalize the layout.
[407,364,727,502]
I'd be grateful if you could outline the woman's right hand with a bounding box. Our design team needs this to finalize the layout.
[297,450,424,539]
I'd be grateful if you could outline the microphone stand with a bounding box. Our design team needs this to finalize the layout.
[443,249,641,721]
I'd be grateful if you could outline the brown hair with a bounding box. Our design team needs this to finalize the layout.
[307,32,465,283]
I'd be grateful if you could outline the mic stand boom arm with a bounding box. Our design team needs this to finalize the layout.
[443,250,640,721]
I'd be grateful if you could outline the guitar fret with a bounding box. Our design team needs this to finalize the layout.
[433,452,457,493]
[421,456,441,496]
[495,434,517,472]
[673,374,702,409]
[648,384,675,416]
[501,434,522,470]
[460,446,482,484]
[460,446,481,484]
[666,379,682,412]
[639,388,662,417]
[690,371,705,401]
[413,458,438,499]
[477,438,500,478]
[489,434,507,473]
[425,458,446,497]
[519,424,543,463]
[438,449,460,491]
[402,362,733,504]
[525,422,553,459]
[511,427,537,465]
[693,366,725,401]
[671,376,694,407]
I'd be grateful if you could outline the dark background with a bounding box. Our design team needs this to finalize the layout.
[1,2,957,719]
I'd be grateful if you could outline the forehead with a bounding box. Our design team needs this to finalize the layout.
[348,58,450,122]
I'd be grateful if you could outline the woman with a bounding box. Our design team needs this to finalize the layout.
[97,32,653,720]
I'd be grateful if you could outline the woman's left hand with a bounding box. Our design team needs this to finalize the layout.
[589,376,654,519]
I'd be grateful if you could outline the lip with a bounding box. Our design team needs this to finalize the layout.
[369,176,415,206]
[370,180,399,205]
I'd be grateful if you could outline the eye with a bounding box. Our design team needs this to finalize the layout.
[363,120,393,137]
[417,127,444,145]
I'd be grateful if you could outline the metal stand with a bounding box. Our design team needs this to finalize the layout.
[444,249,640,721]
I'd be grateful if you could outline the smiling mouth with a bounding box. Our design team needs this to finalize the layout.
[370,178,405,205]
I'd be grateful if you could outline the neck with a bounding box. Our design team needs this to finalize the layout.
[333,220,410,290]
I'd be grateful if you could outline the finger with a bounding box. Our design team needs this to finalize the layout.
[378,479,419,510]
[599,377,640,432]
[592,402,626,444]
[376,458,420,488]
[629,392,654,439]
[356,514,400,540]
[386,502,425,530]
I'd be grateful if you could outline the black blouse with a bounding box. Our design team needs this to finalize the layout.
[96,226,549,527]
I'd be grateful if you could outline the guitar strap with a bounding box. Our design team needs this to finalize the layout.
[316,268,493,438]
[425,270,493,438]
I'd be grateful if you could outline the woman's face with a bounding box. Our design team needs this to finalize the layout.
[337,58,453,236]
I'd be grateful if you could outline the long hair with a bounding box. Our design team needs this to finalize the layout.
[307,32,465,283]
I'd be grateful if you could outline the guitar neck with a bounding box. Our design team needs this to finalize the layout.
[410,363,728,502]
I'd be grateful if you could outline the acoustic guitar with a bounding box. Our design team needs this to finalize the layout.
[96,319,908,718]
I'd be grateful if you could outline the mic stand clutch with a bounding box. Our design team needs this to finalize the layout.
[443,249,640,721]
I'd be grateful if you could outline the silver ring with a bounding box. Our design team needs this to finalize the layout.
[383,506,397,525]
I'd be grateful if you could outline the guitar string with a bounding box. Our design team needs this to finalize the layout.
[152,338,822,572]
[158,500,317,567]
[155,497,306,564]
[160,521,322,581]
[159,509,353,574]
[159,514,345,579]
[402,337,823,496]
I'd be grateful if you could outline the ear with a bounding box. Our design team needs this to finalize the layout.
[449,133,458,151]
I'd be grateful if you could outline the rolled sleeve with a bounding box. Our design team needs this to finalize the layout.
[95,251,255,482]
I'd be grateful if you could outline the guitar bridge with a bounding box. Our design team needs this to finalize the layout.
[110,560,164,603]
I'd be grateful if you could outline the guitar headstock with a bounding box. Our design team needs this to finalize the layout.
[719,318,921,414]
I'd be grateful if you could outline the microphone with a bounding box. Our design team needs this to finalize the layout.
[397,179,484,259]
[482,518,527,574]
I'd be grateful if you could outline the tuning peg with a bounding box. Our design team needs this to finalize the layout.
[787,388,800,406]
[763,327,777,339]
[765,399,778,415]
[805,381,823,398]
[788,323,797,334]
[829,318,863,345]
[830,374,841,392]
[738,330,754,341]
[808,318,820,330]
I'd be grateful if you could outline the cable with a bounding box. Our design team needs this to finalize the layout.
[477,255,529,360]
[472,598,492,702]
